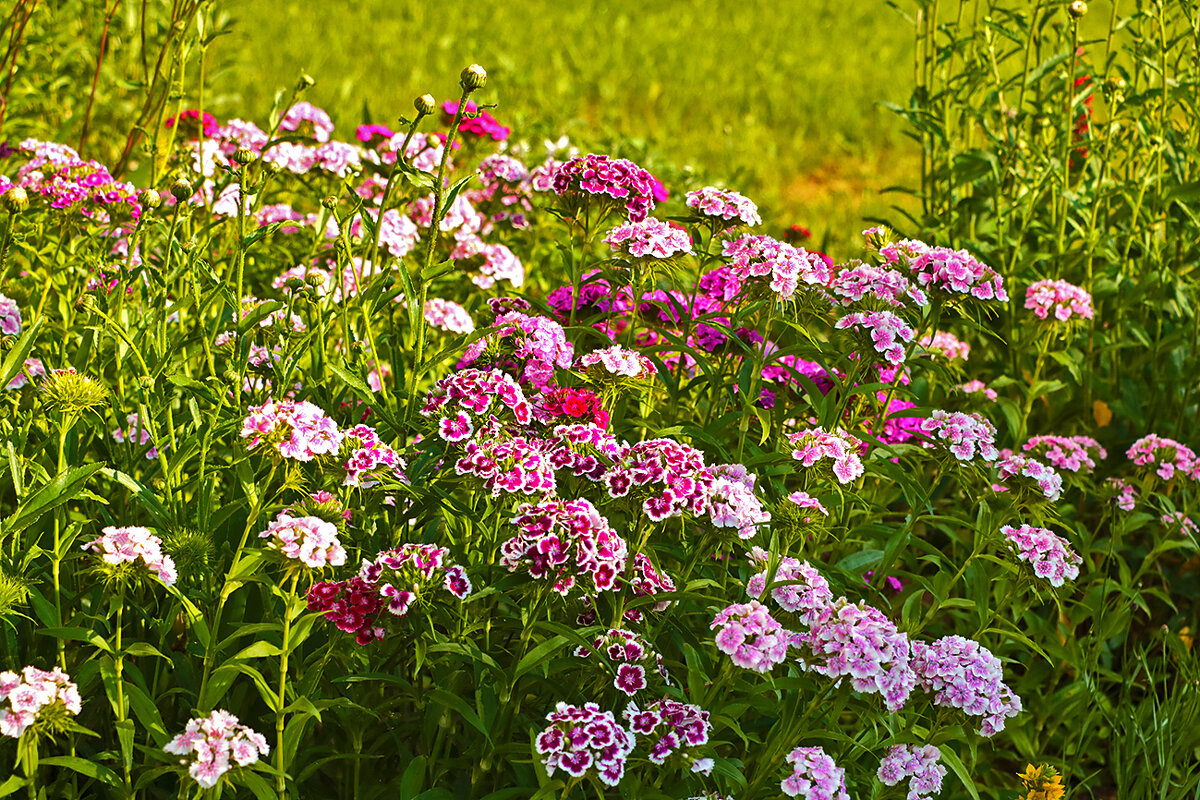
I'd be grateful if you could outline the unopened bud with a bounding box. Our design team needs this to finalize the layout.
[170,178,194,203]
[74,294,98,314]
[321,196,339,211]
[137,188,162,211]
[285,277,306,291]
[233,147,256,166]
[2,187,29,213]
[1068,0,1087,19]
[297,73,315,92]
[460,64,487,92]
[415,94,436,116]
[264,161,283,176]
[305,272,326,289]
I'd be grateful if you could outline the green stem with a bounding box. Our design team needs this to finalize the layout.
[276,572,298,799]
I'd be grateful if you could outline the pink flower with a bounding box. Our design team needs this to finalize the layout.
[81,525,178,586]
[259,512,345,568]
[877,744,947,800]
[0,666,81,739]
[164,710,268,788]
[685,186,762,227]
[834,310,915,366]
[603,217,693,260]
[722,235,831,301]
[552,154,660,223]
[1025,279,1094,321]
[781,746,850,800]
[1000,524,1082,587]
[710,600,790,673]
[787,428,864,484]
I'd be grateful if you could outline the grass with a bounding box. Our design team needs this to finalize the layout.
[212,0,921,253]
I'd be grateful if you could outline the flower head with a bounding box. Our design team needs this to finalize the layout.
[164,710,269,788]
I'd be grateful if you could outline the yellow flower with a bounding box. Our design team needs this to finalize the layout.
[1018,764,1066,800]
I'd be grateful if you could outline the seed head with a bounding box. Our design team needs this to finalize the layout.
[2,186,29,213]
[460,64,487,92]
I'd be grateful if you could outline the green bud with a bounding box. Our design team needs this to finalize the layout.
[2,186,29,213]
[170,178,194,203]
[460,64,487,92]
[137,188,162,211]
[415,94,436,116]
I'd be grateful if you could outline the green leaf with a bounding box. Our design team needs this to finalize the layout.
[37,756,120,786]
[2,461,106,536]
[0,316,43,389]
[939,746,981,800]
[515,634,572,679]
[427,688,492,742]
[0,775,27,798]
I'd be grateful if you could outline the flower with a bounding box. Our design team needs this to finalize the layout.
[685,186,762,228]
[1000,525,1082,587]
[787,428,865,484]
[424,298,475,334]
[259,512,346,568]
[745,547,832,624]
[1022,434,1105,474]
[501,499,627,597]
[164,710,269,788]
[574,629,664,696]
[918,410,1000,462]
[722,235,831,301]
[888,243,1008,303]
[112,413,160,459]
[710,600,790,673]
[781,746,850,800]
[552,154,660,223]
[1127,434,1199,481]
[0,666,82,739]
[909,635,1022,736]
[603,217,693,260]
[877,744,947,800]
[920,330,970,361]
[792,597,916,712]
[240,399,343,462]
[81,525,178,586]
[0,294,21,335]
[826,263,928,308]
[1017,764,1066,800]
[536,701,635,786]
[1025,279,1094,322]
[622,699,711,764]
[834,310,915,366]
[995,454,1063,501]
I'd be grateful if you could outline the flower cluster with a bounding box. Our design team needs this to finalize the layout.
[576,345,658,380]
[685,186,762,227]
[711,600,790,673]
[920,330,971,361]
[80,525,178,586]
[307,544,470,644]
[781,746,850,800]
[898,245,1008,302]
[240,399,343,462]
[1161,512,1199,537]
[259,512,346,568]
[163,710,269,788]
[746,547,832,624]
[603,438,709,521]
[999,525,1082,587]
[826,263,927,308]
[500,499,627,596]
[909,635,1022,736]
[957,379,998,401]
[424,298,475,334]
[1106,477,1139,511]
[1022,435,1105,474]
[788,428,865,484]
[453,432,558,495]
[0,666,82,738]
[420,368,532,440]
[1127,434,1199,481]
[535,386,609,428]
[443,99,511,140]
[623,699,711,764]
[575,629,661,695]
[995,455,1063,501]
[0,294,21,335]
[1025,279,1094,322]
[603,217,693,260]
[461,311,574,393]
[794,598,916,712]
[918,410,1000,462]
[536,701,635,786]
[722,235,831,301]
[551,154,659,222]
[341,424,407,488]
[834,310,915,366]
[704,464,772,539]
[112,413,159,459]
[877,744,947,800]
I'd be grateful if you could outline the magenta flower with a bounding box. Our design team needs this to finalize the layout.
[995,454,1063,500]
[1022,434,1106,474]
[826,263,928,308]
[501,498,627,596]
[0,294,21,336]
[603,217,693,260]
[552,154,660,223]
[622,698,711,764]
[535,701,635,786]
[891,244,1008,303]
[909,635,1022,736]
[787,428,865,484]
[1127,434,1199,481]
[722,234,831,301]
[746,547,832,624]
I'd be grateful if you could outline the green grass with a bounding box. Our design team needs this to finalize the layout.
[213,0,920,252]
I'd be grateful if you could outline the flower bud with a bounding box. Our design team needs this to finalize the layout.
[415,94,436,116]
[137,188,162,211]
[264,161,283,176]
[305,272,326,289]
[74,293,98,314]
[1068,0,1087,19]
[321,195,339,210]
[297,73,315,92]
[460,64,487,92]
[170,178,194,203]
[233,147,256,166]
[2,186,29,213]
